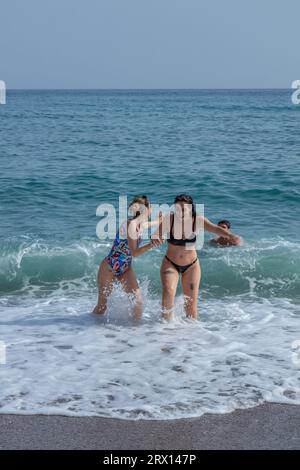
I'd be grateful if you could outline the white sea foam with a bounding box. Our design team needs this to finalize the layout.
[0,282,300,420]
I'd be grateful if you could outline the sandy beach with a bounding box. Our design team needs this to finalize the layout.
[0,403,299,450]
[1,0,300,458]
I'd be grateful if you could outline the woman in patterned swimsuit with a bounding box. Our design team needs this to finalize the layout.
[93,196,163,319]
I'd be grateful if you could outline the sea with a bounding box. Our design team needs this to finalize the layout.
[0,89,299,419]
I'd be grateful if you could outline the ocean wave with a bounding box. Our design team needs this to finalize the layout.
[0,236,299,300]
[0,290,299,420]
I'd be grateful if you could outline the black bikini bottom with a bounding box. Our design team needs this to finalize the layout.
[165,255,198,274]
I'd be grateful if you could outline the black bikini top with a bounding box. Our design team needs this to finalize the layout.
[167,213,197,246]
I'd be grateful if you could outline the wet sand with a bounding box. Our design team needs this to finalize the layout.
[0,403,299,450]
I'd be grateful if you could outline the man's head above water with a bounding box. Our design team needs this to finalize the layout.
[211,219,242,247]
[217,220,231,230]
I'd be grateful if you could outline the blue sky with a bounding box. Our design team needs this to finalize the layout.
[0,0,299,88]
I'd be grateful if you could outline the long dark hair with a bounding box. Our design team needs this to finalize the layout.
[174,194,196,218]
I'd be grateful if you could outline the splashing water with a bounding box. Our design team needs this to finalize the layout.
[1,89,300,419]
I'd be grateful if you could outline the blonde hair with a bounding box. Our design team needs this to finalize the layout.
[129,195,150,219]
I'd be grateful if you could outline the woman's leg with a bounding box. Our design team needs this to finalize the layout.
[119,267,143,320]
[93,260,114,314]
[181,260,201,319]
[160,257,179,320]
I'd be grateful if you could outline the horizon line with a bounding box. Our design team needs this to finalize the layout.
[7,87,291,91]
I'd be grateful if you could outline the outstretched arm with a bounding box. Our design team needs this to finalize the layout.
[142,211,163,229]
[128,219,163,257]
[151,213,170,242]
[198,216,242,245]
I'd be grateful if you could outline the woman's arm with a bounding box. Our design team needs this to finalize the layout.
[143,220,159,228]
[198,216,241,244]
[150,214,170,242]
[142,211,163,229]
[127,220,162,257]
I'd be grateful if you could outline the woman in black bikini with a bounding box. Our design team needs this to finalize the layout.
[156,194,239,320]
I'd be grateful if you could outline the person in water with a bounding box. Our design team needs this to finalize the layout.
[210,220,242,246]
[153,194,240,320]
[93,195,163,319]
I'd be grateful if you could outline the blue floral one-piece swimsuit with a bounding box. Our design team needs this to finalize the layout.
[105,221,142,276]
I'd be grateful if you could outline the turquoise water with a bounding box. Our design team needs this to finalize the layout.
[1,89,299,296]
[0,90,300,419]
